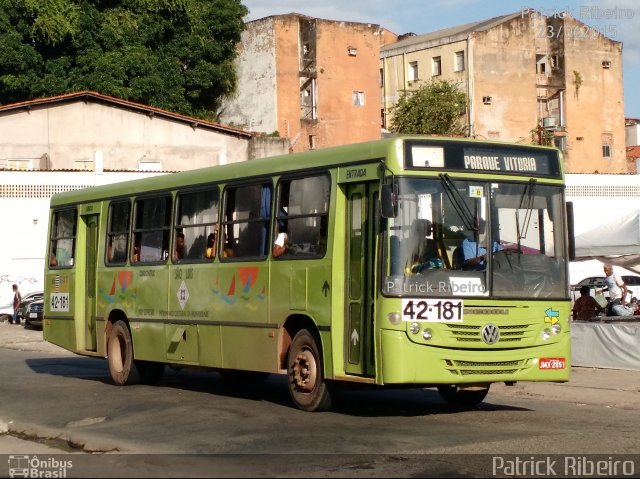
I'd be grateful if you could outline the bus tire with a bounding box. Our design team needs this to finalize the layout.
[287,329,332,412]
[437,385,490,407]
[107,320,140,386]
[137,361,165,385]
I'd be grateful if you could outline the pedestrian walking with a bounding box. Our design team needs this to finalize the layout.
[11,284,22,325]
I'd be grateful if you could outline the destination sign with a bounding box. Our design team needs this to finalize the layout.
[405,141,561,178]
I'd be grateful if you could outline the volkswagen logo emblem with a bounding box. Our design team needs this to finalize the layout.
[481,323,500,345]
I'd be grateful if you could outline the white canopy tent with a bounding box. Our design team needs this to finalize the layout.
[573,210,640,275]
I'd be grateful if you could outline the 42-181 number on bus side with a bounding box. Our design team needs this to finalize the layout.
[50,293,70,312]
[402,299,463,322]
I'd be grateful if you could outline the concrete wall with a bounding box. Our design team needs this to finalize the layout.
[626,123,639,147]
[472,15,540,141]
[382,38,468,129]
[217,18,279,134]
[380,13,626,174]
[221,14,385,153]
[0,102,251,171]
[300,19,383,153]
[562,16,626,173]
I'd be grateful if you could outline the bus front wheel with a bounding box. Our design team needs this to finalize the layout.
[107,320,141,385]
[287,329,332,412]
[437,385,490,406]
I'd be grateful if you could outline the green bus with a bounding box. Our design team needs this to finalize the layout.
[44,136,572,411]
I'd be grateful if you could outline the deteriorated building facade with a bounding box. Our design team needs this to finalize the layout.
[218,13,397,153]
[381,11,626,173]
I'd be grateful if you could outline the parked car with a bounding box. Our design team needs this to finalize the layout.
[18,291,43,322]
[23,299,44,330]
[0,301,14,322]
[0,291,43,324]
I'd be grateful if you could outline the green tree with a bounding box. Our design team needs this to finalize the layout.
[0,0,247,120]
[389,79,468,136]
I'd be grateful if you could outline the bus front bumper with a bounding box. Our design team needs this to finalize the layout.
[379,329,571,385]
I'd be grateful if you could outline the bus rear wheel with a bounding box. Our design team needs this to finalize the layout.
[107,320,140,385]
[287,329,332,412]
[437,385,490,406]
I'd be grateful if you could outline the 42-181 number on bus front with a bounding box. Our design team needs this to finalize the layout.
[402,299,463,322]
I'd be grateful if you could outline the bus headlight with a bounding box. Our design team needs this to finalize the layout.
[410,322,420,335]
[422,329,433,341]
[541,328,552,340]
[551,323,562,335]
[387,312,402,326]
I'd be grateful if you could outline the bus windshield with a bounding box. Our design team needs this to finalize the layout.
[384,177,568,299]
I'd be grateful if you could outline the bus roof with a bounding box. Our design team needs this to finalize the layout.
[49,136,561,206]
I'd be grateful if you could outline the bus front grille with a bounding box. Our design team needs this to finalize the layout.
[445,323,533,343]
[444,358,530,376]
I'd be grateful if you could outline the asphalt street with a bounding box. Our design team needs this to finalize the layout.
[1,318,639,456]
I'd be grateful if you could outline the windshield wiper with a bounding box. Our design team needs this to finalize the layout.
[439,173,477,231]
[517,178,537,245]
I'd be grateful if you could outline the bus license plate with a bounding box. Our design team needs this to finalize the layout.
[401,299,463,322]
[29,313,37,318]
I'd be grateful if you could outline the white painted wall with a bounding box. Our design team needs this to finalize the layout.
[0,170,165,306]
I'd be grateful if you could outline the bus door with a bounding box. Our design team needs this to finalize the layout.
[82,213,99,351]
[345,182,378,376]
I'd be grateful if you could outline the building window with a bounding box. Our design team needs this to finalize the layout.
[379,68,384,87]
[6,159,31,170]
[536,54,547,75]
[483,96,492,105]
[309,135,316,150]
[554,136,567,151]
[73,159,94,170]
[352,91,365,107]
[139,161,162,171]
[408,61,418,81]
[432,56,441,76]
[347,47,357,56]
[454,51,465,72]
[602,144,612,158]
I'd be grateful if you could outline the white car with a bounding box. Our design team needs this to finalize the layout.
[0,301,15,322]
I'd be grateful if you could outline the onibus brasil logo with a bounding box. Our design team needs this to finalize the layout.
[7,455,73,478]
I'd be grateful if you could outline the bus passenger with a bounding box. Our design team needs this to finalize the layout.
[205,230,217,259]
[273,230,288,257]
[174,232,185,260]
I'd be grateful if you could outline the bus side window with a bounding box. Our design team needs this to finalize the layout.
[223,182,271,259]
[132,196,172,263]
[275,175,330,258]
[106,201,130,265]
[49,209,77,268]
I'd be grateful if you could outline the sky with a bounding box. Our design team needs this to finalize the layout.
[241,0,640,118]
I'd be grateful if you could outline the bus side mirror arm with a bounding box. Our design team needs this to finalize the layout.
[380,163,398,219]
[566,201,576,261]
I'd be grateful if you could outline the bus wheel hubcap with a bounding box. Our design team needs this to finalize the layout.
[293,350,316,392]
